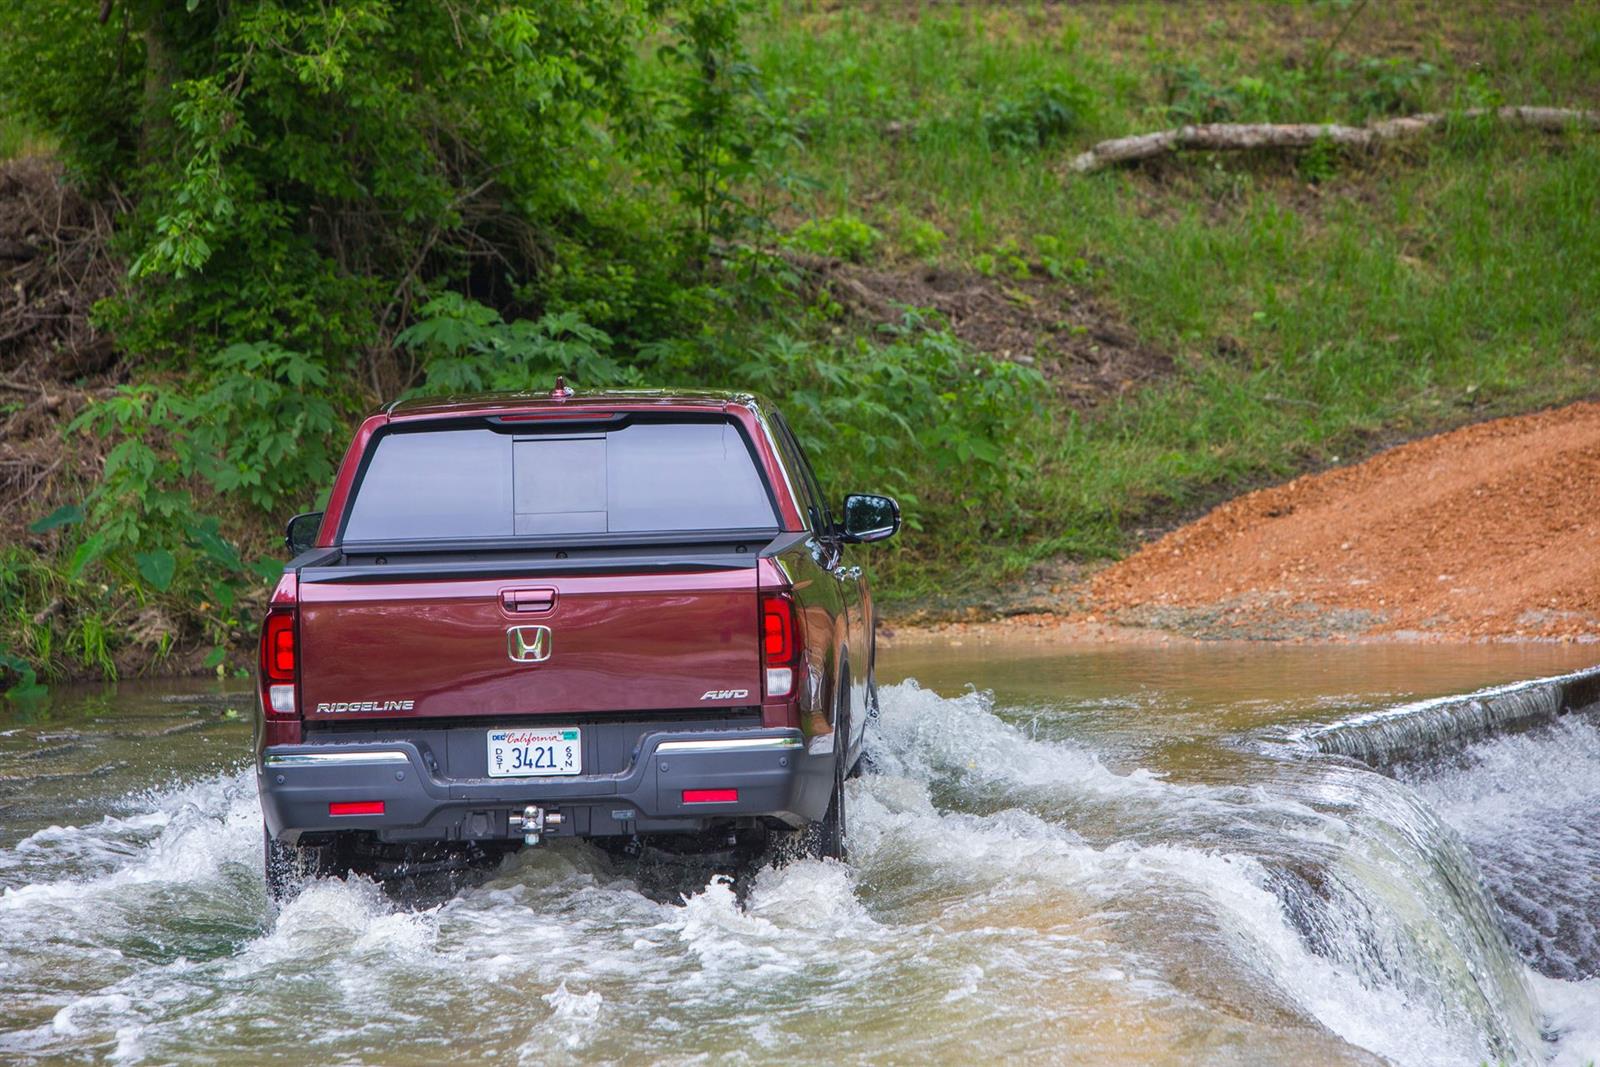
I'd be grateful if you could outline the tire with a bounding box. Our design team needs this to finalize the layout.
[806,677,849,861]
[263,824,348,902]
[848,676,879,780]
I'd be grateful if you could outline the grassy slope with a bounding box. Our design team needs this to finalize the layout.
[748,1,1600,610]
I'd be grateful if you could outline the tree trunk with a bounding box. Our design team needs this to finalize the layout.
[137,2,181,166]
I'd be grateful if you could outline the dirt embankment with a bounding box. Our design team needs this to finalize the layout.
[786,252,1172,409]
[1,158,122,541]
[1085,402,1600,642]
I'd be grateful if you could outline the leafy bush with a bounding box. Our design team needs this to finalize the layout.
[787,213,884,262]
[1162,64,1249,124]
[731,316,1048,536]
[1160,55,1441,128]
[981,80,1094,151]
[1352,57,1439,115]
[895,216,948,261]
[398,294,640,394]
[1298,135,1342,183]
[645,0,805,253]
[197,343,344,511]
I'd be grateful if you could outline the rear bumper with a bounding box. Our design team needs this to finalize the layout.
[258,726,831,844]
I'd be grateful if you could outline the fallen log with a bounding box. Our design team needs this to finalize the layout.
[1066,106,1600,174]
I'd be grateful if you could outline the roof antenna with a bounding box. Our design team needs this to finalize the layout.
[551,375,574,400]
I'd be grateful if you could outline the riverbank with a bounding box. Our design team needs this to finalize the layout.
[5,1,1599,695]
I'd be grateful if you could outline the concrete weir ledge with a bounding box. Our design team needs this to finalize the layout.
[1299,665,1600,769]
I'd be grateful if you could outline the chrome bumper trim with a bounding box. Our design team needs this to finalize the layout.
[655,736,804,754]
[262,750,411,767]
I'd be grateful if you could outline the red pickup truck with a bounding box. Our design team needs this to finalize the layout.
[255,386,899,897]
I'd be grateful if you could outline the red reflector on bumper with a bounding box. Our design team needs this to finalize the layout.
[682,788,738,804]
[329,801,385,816]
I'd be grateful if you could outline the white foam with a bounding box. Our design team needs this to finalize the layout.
[0,768,261,910]
[871,679,1171,796]
[1533,973,1600,1067]
[526,980,604,1055]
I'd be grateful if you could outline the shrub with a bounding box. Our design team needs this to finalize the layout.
[1352,57,1439,116]
[981,80,1094,151]
[896,216,948,261]
[731,315,1048,536]
[397,294,640,394]
[787,212,885,262]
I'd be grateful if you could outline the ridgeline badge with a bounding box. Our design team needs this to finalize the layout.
[315,700,415,713]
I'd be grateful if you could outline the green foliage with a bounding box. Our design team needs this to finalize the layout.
[199,343,343,510]
[72,342,340,561]
[0,113,53,162]
[0,3,139,178]
[1034,235,1095,284]
[733,316,1048,534]
[398,294,639,394]
[1352,57,1439,116]
[4,0,675,373]
[0,647,47,703]
[135,549,177,592]
[28,506,84,535]
[786,213,883,262]
[894,215,948,261]
[1161,63,1250,124]
[981,80,1093,151]
[646,0,805,251]
[62,342,338,610]
[1160,55,1440,126]
[1298,135,1341,183]
[70,383,207,576]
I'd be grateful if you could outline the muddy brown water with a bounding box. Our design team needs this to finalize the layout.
[3,640,1600,1065]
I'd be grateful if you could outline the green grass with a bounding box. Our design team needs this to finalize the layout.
[0,110,52,160]
[744,1,1600,609]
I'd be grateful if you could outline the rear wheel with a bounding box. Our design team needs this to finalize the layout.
[806,679,850,861]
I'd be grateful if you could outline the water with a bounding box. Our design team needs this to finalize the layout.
[3,641,1600,1064]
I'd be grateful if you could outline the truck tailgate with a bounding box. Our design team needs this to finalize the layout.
[297,568,760,721]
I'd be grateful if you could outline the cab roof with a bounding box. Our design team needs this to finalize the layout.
[385,387,763,422]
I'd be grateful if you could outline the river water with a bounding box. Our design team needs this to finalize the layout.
[3,639,1600,1065]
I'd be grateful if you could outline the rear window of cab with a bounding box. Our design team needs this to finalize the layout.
[341,418,778,544]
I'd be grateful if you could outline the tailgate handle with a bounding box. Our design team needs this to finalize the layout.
[501,587,557,613]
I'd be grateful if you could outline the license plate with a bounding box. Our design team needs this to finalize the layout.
[486,727,582,778]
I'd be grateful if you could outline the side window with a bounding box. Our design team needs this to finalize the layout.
[771,411,832,533]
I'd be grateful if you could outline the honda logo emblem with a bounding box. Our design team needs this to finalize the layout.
[506,625,552,663]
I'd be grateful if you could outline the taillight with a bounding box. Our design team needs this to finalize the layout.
[761,593,800,699]
[259,609,298,719]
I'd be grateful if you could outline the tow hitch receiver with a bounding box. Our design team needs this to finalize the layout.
[508,805,563,846]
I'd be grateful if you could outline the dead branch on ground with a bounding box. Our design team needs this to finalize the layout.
[1066,106,1600,174]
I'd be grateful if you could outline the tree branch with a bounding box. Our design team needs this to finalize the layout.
[1066,106,1600,174]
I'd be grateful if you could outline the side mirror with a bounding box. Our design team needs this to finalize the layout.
[839,494,900,543]
[284,511,324,555]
